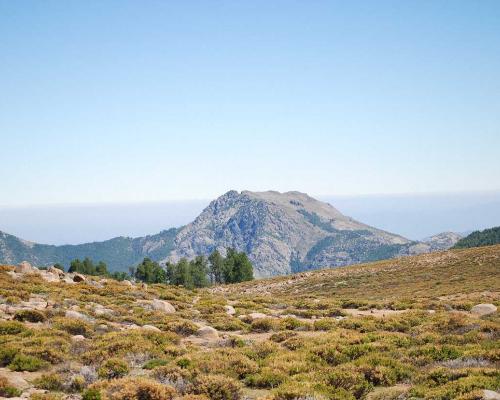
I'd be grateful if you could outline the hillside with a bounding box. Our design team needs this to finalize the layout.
[453,226,500,249]
[0,191,461,276]
[0,229,178,272]
[0,246,498,400]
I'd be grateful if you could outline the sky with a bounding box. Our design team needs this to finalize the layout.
[1,1,499,244]
[0,1,499,206]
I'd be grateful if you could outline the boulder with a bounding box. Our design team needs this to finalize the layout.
[73,273,86,282]
[65,310,92,322]
[71,335,86,342]
[483,390,500,400]
[39,271,61,283]
[142,324,161,332]
[47,266,65,276]
[94,306,114,317]
[15,261,36,274]
[123,280,133,286]
[152,299,175,314]
[247,312,268,320]
[471,304,497,317]
[224,305,236,315]
[196,326,219,340]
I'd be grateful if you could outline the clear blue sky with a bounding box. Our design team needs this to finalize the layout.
[1,0,499,206]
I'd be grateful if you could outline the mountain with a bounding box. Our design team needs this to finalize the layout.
[421,231,463,251]
[452,226,500,249]
[168,190,435,277]
[1,190,461,276]
[0,228,178,272]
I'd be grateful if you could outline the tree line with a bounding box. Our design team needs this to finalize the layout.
[131,248,253,288]
[66,257,128,281]
[65,248,253,288]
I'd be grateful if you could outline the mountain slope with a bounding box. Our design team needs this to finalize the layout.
[168,190,432,277]
[422,231,462,251]
[453,226,500,249]
[0,228,178,271]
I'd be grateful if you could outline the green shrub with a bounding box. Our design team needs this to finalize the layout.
[0,346,18,367]
[8,354,47,371]
[34,374,64,391]
[250,318,275,332]
[0,320,26,335]
[245,368,286,388]
[53,317,92,337]
[98,358,129,379]
[327,367,372,398]
[82,388,102,400]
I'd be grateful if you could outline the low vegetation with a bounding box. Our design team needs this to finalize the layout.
[0,245,498,399]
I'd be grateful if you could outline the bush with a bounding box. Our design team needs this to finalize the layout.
[270,331,297,343]
[82,388,102,400]
[8,354,47,371]
[0,346,18,367]
[14,309,46,323]
[250,318,275,332]
[0,320,26,335]
[98,358,129,379]
[193,375,241,400]
[97,377,176,400]
[0,376,21,398]
[34,374,64,391]
[327,368,371,398]
[245,368,286,388]
[53,317,92,337]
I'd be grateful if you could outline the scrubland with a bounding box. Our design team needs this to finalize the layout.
[0,245,499,400]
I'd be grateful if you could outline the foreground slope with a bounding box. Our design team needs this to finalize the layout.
[0,246,498,400]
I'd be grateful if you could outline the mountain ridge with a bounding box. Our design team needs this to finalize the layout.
[0,190,462,276]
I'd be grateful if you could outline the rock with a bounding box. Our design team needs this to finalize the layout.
[152,299,175,314]
[95,324,109,333]
[47,266,65,276]
[94,306,114,317]
[0,367,31,390]
[196,326,219,340]
[471,304,497,317]
[71,335,86,341]
[65,310,92,322]
[123,280,133,286]
[39,271,61,282]
[483,390,500,400]
[15,261,36,274]
[73,273,86,282]
[63,276,76,284]
[142,324,161,332]
[247,312,267,320]
[224,305,236,315]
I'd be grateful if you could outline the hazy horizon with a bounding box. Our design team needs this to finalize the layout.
[1,190,499,245]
